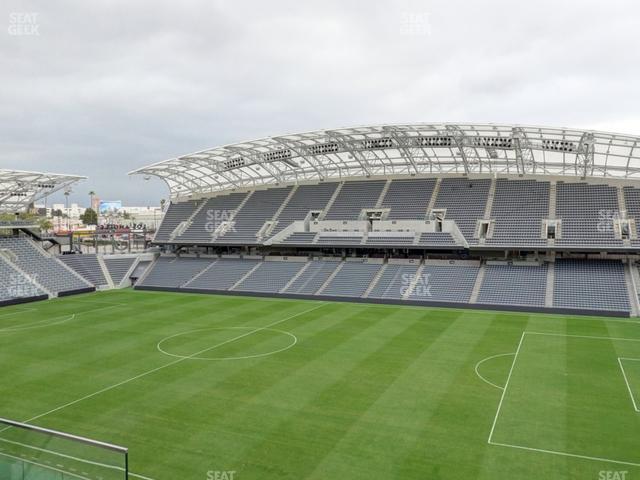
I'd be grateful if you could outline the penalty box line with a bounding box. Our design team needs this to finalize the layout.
[618,357,640,412]
[488,331,640,468]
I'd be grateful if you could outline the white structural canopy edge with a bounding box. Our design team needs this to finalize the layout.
[0,169,85,213]
[128,123,640,199]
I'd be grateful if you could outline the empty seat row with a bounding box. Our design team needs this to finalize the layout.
[0,255,45,301]
[154,200,201,242]
[367,264,420,299]
[486,179,549,246]
[433,178,491,242]
[478,263,547,307]
[136,255,633,314]
[270,183,338,236]
[320,262,382,297]
[176,193,247,243]
[218,187,293,243]
[233,262,305,293]
[153,178,640,249]
[556,182,622,246]
[104,256,136,285]
[324,180,387,220]
[58,254,108,287]
[283,261,340,295]
[553,259,630,312]
[0,237,90,294]
[183,258,260,290]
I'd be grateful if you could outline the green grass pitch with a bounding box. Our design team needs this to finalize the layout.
[1,289,640,479]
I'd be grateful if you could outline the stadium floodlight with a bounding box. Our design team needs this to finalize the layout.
[0,417,129,479]
[0,169,86,213]
[129,123,640,200]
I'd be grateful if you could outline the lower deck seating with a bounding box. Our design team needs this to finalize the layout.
[408,264,479,303]
[282,261,340,295]
[367,264,420,299]
[184,258,260,290]
[233,261,305,293]
[0,237,90,294]
[553,259,630,312]
[136,256,633,315]
[104,257,136,285]
[478,263,547,307]
[0,255,46,301]
[139,257,212,288]
[320,262,382,297]
[58,254,108,287]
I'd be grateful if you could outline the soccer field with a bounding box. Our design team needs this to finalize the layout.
[1,289,639,480]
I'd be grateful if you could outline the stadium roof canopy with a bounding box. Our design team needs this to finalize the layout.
[0,169,85,213]
[129,123,640,198]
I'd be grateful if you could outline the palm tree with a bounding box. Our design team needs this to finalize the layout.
[89,190,97,227]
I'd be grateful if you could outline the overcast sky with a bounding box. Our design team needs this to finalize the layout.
[1,0,639,207]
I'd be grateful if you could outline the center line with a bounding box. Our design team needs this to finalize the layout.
[14,302,327,427]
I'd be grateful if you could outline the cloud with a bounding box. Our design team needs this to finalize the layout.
[0,0,639,205]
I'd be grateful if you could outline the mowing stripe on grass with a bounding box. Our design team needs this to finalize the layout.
[0,302,326,480]
[14,302,327,427]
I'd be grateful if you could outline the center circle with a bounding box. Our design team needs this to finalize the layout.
[157,326,298,361]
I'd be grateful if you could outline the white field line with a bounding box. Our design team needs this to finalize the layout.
[474,352,515,390]
[129,471,156,480]
[13,302,326,427]
[489,441,640,468]
[0,437,122,471]
[618,358,640,412]
[487,332,525,443]
[489,331,640,467]
[0,314,75,332]
[526,331,640,342]
[60,299,128,307]
[156,326,298,361]
[0,307,36,318]
[0,450,91,480]
[0,302,126,334]
[0,302,324,480]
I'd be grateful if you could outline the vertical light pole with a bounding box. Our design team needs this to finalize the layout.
[64,188,72,231]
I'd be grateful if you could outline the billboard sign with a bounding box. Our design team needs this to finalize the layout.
[99,201,122,215]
